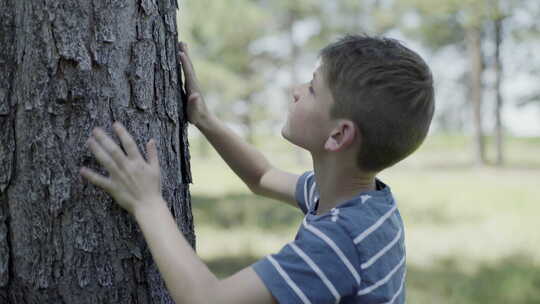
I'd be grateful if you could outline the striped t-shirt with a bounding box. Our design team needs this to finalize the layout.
[252,171,407,304]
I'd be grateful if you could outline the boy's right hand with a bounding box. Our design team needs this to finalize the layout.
[178,42,210,127]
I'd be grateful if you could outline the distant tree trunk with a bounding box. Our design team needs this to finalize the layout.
[494,17,504,166]
[240,95,256,145]
[0,1,194,303]
[241,106,255,145]
[466,26,487,166]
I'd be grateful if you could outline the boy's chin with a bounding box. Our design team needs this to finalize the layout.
[281,127,308,150]
[281,127,295,144]
[280,127,291,141]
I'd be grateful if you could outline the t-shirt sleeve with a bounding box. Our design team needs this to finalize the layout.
[252,219,361,304]
[295,171,316,214]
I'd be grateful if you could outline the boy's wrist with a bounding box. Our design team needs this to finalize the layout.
[133,197,168,222]
[195,112,217,132]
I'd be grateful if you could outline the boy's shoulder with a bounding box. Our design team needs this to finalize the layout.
[334,178,402,236]
[297,171,404,254]
[307,178,407,299]
[315,183,401,243]
[253,172,407,303]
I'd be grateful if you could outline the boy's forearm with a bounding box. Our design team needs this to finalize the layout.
[134,200,218,304]
[195,114,271,190]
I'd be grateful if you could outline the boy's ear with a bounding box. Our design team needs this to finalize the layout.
[324,120,357,152]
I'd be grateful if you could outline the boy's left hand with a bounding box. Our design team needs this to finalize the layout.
[80,122,164,215]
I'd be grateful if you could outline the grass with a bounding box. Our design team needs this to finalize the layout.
[187,128,540,303]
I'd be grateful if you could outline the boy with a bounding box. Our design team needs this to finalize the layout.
[80,34,434,303]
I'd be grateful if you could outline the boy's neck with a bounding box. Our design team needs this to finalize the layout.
[312,158,377,215]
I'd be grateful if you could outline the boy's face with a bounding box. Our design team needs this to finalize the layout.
[281,61,337,153]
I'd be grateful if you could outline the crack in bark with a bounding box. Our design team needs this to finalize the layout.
[2,197,13,304]
[0,0,21,301]
[2,81,18,304]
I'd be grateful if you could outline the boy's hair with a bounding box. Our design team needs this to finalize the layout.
[320,34,435,172]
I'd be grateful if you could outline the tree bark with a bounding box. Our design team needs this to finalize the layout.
[0,0,194,303]
[466,26,486,166]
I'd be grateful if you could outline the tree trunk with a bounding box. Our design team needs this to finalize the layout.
[0,0,194,303]
[494,17,504,166]
[465,26,486,166]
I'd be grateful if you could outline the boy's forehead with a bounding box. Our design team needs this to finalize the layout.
[315,58,323,70]
[313,59,322,80]
[313,59,326,86]
[314,58,326,78]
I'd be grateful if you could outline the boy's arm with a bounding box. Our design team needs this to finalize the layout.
[80,123,277,304]
[135,200,277,304]
[197,114,300,208]
[253,166,300,207]
[179,42,300,208]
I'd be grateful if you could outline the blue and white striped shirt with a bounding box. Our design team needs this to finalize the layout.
[252,171,407,304]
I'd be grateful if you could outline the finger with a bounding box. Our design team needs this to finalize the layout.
[179,41,191,58]
[146,139,160,169]
[187,92,201,103]
[87,136,122,175]
[177,46,201,93]
[178,41,187,52]
[177,42,191,70]
[93,128,127,168]
[113,122,142,160]
[178,52,195,88]
[80,167,113,192]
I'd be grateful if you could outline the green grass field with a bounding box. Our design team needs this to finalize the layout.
[187,129,540,304]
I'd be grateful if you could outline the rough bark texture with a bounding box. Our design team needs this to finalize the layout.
[0,0,194,303]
